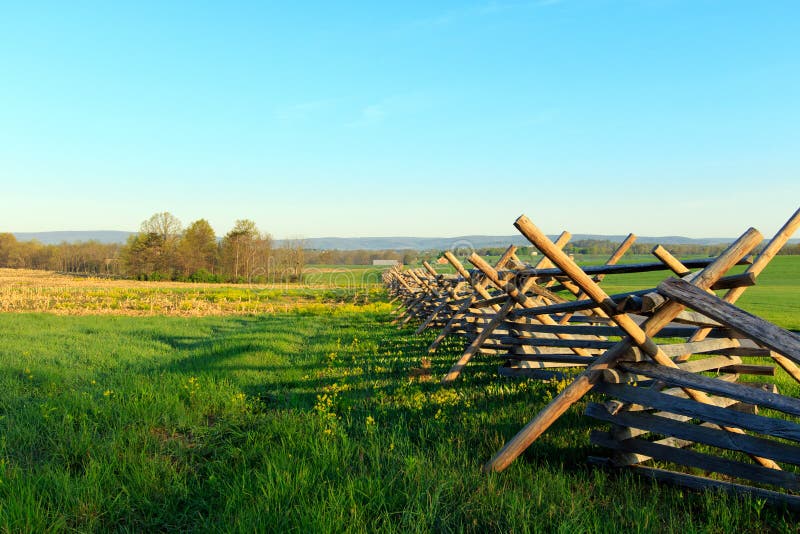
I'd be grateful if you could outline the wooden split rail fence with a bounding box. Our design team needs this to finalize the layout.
[384,207,800,508]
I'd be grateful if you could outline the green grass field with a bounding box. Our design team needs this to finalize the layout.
[1,258,799,531]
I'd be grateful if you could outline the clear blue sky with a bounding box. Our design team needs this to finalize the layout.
[1,1,798,239]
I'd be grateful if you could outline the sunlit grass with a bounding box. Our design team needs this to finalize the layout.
[0,306,796,531]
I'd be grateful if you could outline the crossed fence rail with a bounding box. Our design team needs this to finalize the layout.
[385,208,800,509]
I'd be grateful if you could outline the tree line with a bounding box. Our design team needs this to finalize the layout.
[0,212,305,283]
[2,222,798,280]
[303,249,434,266]
[463,241,800,261]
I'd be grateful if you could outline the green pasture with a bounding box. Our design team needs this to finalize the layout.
[303,265,388,288]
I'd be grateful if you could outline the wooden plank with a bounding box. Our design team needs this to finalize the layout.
[628,465,800,511]
[708,347,773,357]
[621,339,741,361]
[592,382,800,442]
[505,360,586,369]
[415,298,451,334]
[493,257,751,279]
[658,277,800,363]
[652,245,692,276]
[711,364,775,376]
[472,294,515,309]
[674,355,742,373]
[504,353,596,365]
[703,272,757,290]
[501,322,714,338]
[586,403,800,466]
[617,361,800,416]
[590,430,800,491]
[498,367,573,381]
[510,288,660,318]
[499,337,617,349]
[610,389,742,440]
[562,315,615,324]
[670,311,723,327]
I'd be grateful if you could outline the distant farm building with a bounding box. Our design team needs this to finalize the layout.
[372,259,402,267]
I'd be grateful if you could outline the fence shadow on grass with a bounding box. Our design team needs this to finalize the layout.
[134,313,602,472]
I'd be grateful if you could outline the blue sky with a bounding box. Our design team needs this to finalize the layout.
[1,1,798,239]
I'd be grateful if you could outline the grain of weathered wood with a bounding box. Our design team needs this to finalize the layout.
[498,367,573,381]
[622,339,742,360]
[499,337,617,349]
[502,322,715,338]
[592,382,800,441]
[617,361,800,416]
[631,465,800,510]
[673,354,742,373]
[504,353,596,365]
[711,364,775,376]
[586,403,800,466]
[495,257,751,279]
[590,431,800,491]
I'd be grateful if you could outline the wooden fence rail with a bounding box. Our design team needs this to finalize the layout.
[384,206,800,507]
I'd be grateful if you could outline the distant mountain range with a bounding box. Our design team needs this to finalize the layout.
[293,235,755,250]
[11,230,797,250]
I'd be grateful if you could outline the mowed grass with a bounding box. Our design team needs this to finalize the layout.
[1,306,797,531]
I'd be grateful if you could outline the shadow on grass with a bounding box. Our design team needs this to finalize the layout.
[125,313,600,471]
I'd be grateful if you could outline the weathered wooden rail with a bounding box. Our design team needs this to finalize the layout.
[385,207,800,508]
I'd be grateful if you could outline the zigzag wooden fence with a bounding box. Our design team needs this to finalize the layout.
[385,207,800,508]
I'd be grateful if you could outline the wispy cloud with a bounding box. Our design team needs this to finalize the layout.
[411,0,564,28]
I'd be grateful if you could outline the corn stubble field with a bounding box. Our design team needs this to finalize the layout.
[1,261,799,532]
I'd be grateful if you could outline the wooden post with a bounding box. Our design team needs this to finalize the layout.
[441,299,517,383]
[445,251,593,379]
[558,233,636,324]
[422,261,438,277]
[429,247,519,351]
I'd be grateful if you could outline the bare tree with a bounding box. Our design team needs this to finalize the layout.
[221,219,271,281]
